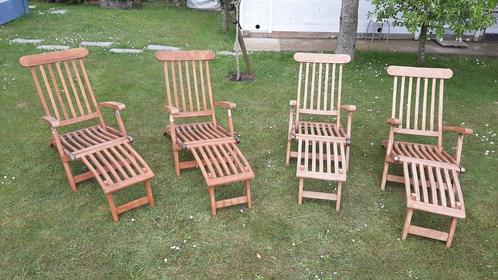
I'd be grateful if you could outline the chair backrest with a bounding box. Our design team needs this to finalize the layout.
[155,50,216,121]
[19,48,103,127]
[293,53,351,127]
[387,66,453,148]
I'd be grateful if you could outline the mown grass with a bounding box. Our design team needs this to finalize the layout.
[0,2,497,279]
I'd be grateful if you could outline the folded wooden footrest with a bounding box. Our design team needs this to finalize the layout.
[189,139,254,216]
[400,157,465,248]
[295,135,348,211]
[76,140,155,222]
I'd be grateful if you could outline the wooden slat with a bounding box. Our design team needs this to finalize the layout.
[71,60,92,114]
[437,79,445,149]
[296,63,303,115]
[177,61,187,111]
[336,64,343,126]
[155,50,215,61]
[392,76,398,118]
[55,62,77,118]
[310,63,316,110]
[398,76,405,122]
[422,78,428,130]
[47,64,69,119]
[302,191,337,201]
[199,60,207,110]
[331,63,336,110]
[407,225,449,241]
[414,77,421,130]
[163,62,172,106]
[430,78,436,131]
[294,53,351,64]
[171,61,179,109]
[184,61,194,111]
[19,48,89,67]
[191,60,201,111]
[63,61,84,116]
[387,65,453,79]
[323,63,329,111]
[303,62,309,109]
[406,77,413,129]
[78,59,99,115]
[39,65,61,119]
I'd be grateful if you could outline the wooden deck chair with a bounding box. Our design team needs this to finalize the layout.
[381,66,473,247]
[155,50,254,216]
[286,53,357,211]
[381,66,473,190]
[19,48,155,222]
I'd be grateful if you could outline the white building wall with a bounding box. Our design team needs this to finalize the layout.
[240,0,497,37]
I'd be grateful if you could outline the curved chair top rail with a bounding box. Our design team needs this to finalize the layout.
[387,65,453,79]
[293,53,351,64]
[155,50,216,61]
[19,48,89,67]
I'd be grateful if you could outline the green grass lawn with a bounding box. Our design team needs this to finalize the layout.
[1,2,497,279]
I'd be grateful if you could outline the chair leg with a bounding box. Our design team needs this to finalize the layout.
[297,178,304,205]
[381,160,390,191]
[106,193,119,222]
[173,149,181,176]
[145,179,155,208]
[446,218,458,248]
[401,208,414,240]
[336,181,343,212]
[208,187,216,216]
[345,145,350,171]
[245,179,252,208]
[285,139,292,165]
[62,161,77,192]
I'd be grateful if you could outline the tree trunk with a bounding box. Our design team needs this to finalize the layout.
[336,0,360,59]
[221,1,229,33]
[237,29,254,76]
[417,24,428,65]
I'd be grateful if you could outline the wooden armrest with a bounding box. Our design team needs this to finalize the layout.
[42,116,60,128]
[165,105,179,115]
[386,118,401,126]
[214,101,236,109]
[99,101,126,111]
[443,125,473,136]
[340,104,357,112]
[290,100,297,107]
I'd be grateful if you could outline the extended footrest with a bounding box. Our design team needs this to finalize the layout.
[295,134,348,211]
[189,139,254,216]
[76,140,155,222]
[400,157,465,248]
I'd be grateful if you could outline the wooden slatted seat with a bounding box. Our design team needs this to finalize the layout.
[401,157,465,248]
[381,66,473,190]
[298,122,348,138]
[165,122,233,148]
[156,50,254,215]
[391,142,457,165]
[286,53,357,211]
[58,125,127,157]
[20,48,155,222]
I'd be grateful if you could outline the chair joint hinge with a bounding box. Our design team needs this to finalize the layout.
[126,135,135,143]
[234,133,241,144]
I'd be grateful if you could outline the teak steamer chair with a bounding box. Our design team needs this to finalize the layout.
[20,48,155,222]
[381,65,473,247]
[155,50,254,216]
[286,53,357,211]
